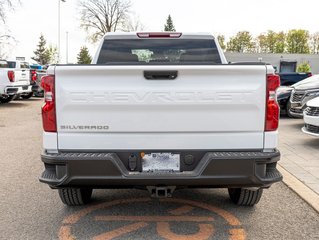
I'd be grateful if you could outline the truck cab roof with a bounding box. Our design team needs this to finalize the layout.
[103,32,216,39]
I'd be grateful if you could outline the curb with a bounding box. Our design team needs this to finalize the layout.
[278,165,319,213]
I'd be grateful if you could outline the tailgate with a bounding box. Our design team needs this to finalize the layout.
[13,69,30,86]
[55,65,266,150]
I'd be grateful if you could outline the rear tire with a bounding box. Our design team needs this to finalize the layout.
[58,188,93,206]
[228,188,263,206]
[0,95,15,103]
[21,92,33,99]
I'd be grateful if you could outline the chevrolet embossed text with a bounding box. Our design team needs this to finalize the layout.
[69,91,254,104]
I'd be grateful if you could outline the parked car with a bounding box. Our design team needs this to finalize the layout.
[277,86,293,116]
[277,75,316,116]
[279,72,312,86]
[39,32,282,207]
[302,96,319,137]
[288,75,319,118]
[30,64,46,97]
[0,59,31,103]
[7,60,33,99]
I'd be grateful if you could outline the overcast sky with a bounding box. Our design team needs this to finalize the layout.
[3,0,319,63]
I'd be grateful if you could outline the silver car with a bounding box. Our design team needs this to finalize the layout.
[289,75,319,118]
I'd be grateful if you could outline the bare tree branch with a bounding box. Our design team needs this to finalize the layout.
[79,0,131,43]
[122,14,145,32]
[0,34,16,58]
[0,0,20,23]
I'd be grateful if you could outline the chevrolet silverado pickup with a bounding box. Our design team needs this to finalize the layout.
[7,60,33,99]
[39,32,282,206]
[0,60,31,103]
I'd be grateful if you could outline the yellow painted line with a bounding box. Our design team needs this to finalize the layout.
[162,198,242,226]
[59,226,76,240]
[93,222,148,240]
[169,205,195,215]
[229,229,246,240]
[95,215,214,222]
[278,165,319,213]
[157,222,214,240]
[63,198,151,225]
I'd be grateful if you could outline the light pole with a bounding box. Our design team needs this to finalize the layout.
[58,0,66,63]
[66,31,69,64]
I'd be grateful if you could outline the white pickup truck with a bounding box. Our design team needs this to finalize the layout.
[39,32,282,206]
[0,60,32,103]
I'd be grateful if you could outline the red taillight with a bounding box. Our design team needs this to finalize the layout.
[41,75,56,132]
[265,74,280,131]
[137,32,182,38]
[8,71,15,82]
[31,70,37,82]
[308,73,312,77]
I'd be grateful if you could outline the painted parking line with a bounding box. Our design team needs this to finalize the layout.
[169,205,195,215]
[59,197,246,240]
[95,215,214,222]
[94,222,149,240]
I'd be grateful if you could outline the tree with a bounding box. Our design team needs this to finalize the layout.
[217,35,226,50]
[0,0,19,58]
[297,62,311,73]
[256,33,267,53]
[45,45,58,64]
[257,30,286,53]
[164,15,176,31]
[274,31,286,53]
[226,31,255,53]
[0,34,15,58]
[0,0,19,23]
[122,14,144,32]
[77,46,92,64]
[310,32,319,54]
[286,29,310,54]
[79,0,131,43]
[32,34,50,65]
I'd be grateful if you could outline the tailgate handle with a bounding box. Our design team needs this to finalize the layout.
[144,71,178,80]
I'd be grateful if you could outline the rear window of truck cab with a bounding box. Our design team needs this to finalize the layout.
[97,39,221,65]
[0,60,8,68]
[7,61,30,69]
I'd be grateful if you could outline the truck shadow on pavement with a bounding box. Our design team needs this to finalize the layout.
[58,189,251,240]
[54,184,319,240]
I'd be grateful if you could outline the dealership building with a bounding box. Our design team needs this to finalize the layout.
[225,53,319,74]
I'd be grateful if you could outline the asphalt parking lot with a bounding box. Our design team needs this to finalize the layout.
[0,99,319,240]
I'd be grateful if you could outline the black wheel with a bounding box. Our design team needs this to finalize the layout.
[21,92,33,99]
[228,188,263,206]
[0,95,15,103]
[58,188,93,206]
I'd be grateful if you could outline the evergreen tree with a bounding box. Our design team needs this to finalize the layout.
[77,46,92,64]
[32,34,50,65]
[164,15,176,32]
